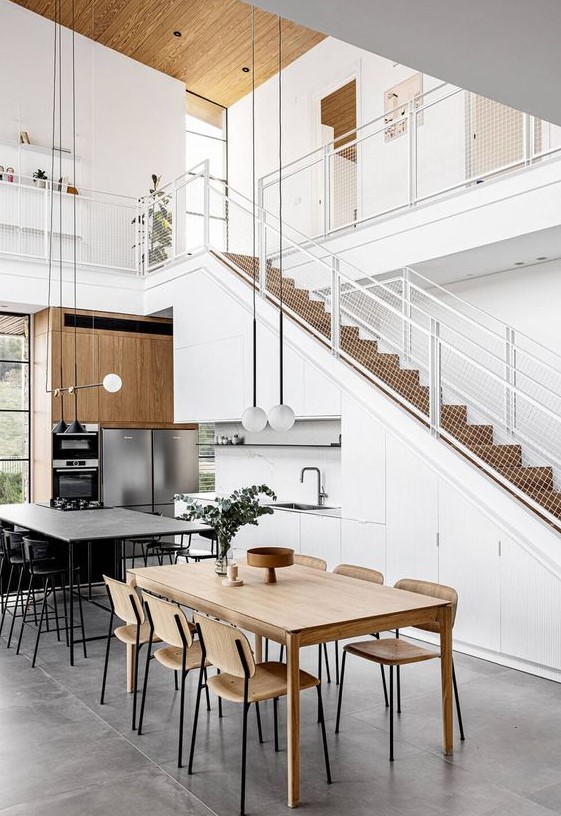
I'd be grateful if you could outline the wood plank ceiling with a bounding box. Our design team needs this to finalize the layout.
[12,0,325,108]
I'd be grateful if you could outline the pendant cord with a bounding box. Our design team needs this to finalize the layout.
[72,0,78,421]
[45,2,58,397]
[57,0,65,418]
[251,5,257,408]
[278,15,284,405]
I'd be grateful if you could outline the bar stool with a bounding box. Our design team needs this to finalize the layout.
[0,529,28,646]
[16,537,87,667]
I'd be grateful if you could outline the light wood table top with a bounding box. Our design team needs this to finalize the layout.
[128,560,454,808]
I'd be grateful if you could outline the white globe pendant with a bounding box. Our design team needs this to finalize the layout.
[242,405,268,432]
[103,373,123,393]
[268,403,295,432]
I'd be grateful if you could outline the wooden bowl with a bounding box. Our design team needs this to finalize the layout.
[246,547,295,583]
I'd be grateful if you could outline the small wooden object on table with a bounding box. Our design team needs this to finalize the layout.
[222,562,244,587]
[246,546,294,583]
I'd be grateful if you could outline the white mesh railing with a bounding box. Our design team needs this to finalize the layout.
[0,176,138,272]
[260,83,561,238]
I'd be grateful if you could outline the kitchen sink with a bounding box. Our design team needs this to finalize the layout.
[272,502,337,511]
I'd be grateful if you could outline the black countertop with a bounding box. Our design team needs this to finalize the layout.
[0,504,210,544]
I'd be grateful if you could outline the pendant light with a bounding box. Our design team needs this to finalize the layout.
[241,6,268,433]
[268,16,295,433]
[46,0,122,429]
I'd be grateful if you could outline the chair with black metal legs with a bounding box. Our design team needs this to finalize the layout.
[16,537,87,667]
[189,612,332,816]
[335,578,465,761]
[138,592,211,767]
[0,530,29,646]
[173,529,218,564]
[332,564,388,702]
[100,575,160,730]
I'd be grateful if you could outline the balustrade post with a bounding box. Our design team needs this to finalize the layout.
[523,113,534,165]
[323,144,331,236]
[408,99,418,206]
[402,267,412,362]
[203,160,210,250]
[429,317,441,437]
[330,258,340,356]
[505,326,517,436]
[258,180,267,296]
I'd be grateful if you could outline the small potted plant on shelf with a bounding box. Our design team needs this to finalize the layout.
[176,484,277,575]
[32,169,48,189]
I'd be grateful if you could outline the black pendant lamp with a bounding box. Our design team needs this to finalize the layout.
[241,6,267,433]
[268,16,295,432]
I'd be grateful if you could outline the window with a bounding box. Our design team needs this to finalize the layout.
[0,313,30,504]
[198,422,215,492]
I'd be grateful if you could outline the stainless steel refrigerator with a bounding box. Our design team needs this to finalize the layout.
[101,429,199,517]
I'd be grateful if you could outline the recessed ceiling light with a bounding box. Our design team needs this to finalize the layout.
[173,30,182,37]
[514,261,525,266]
[536,256,547,261]
[242,66,250,73]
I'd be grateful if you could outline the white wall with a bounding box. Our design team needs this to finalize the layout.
[228,37,460,235]
[0,0,185,198]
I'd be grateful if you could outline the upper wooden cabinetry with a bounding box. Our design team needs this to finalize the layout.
[35,307,175,426]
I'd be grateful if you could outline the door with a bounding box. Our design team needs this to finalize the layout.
[152,429,199,507]
[102,429,152,507]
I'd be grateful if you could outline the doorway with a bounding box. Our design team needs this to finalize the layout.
[320,79,357,231]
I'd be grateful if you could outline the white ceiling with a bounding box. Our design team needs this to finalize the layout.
[251,0,561,126]
[415,225,561,286]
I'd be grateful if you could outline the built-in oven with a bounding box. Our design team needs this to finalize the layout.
[52,427,99,462]
[52,460,99,501]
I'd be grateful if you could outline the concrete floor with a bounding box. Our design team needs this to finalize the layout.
[1,590,561,816]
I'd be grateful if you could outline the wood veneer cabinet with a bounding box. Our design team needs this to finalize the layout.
[32,307,189,500]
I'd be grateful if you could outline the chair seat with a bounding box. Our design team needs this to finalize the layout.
[207,660,319,704]
[345,637,440,666]
[29,560,67,576]
[154,640,209,671]
[114,621,162,645]
[181,548,215,560]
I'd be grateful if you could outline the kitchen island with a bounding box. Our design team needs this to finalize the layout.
[0,503,211,664]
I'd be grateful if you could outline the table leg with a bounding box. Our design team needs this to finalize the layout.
[286,632,301,808]
[439,603,454,754]
[69,541,74,666]
[254,634,263,663]
[126,568,135,693]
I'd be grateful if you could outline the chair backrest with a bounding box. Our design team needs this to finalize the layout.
[142,592,193,649]
[103,575,144,625]
[23,537,52,566]
[333,563,384,584]
[4,530,25,560]
[294,553,327,571]
[194,612,255,678]
[394,578,458,632]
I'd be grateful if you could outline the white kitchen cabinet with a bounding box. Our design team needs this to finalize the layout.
[385,435,438,584]
[438,482,501,652]
[299,513,341,569]
[232,508,300,553]
[340,519,386,575]
[341,395,385,523]
[500,536,561,670]
[303,361,341,417]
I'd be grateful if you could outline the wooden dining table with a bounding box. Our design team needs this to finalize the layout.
[127,559,454,808]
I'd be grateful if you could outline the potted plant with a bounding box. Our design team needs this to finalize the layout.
[176,484,277,574]
[33,169,48,189]
[132,174,173,270]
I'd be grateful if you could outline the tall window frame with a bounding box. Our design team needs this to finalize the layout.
[0,312,30,505]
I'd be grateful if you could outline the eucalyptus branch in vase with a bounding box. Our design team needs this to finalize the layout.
[176,484,276,575]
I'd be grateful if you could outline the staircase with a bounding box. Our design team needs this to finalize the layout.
[222,251,561,530]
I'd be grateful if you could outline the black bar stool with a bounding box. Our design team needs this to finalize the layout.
[0,529,29,646]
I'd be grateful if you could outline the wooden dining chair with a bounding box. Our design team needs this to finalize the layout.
[138,591,210,767]
[335,578,465,761]
[189,612,331,816]
[332,564,387,700]
[100,575,160,730]
[277,553,332,684]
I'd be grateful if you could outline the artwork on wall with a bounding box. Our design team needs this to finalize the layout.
[384,73,423,142]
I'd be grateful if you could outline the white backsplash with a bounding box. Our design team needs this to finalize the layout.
[214,420,342,506]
